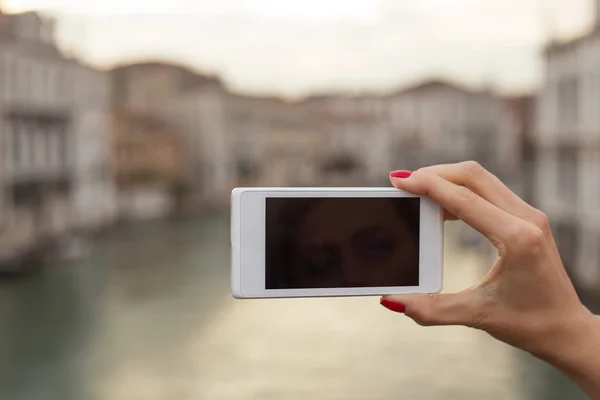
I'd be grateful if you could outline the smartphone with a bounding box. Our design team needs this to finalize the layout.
[231,187,444,299]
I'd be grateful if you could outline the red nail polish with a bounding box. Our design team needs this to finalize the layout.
[390,170,412,179]
[380,299,406,313]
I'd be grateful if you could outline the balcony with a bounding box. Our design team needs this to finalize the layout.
[4,161,72,184]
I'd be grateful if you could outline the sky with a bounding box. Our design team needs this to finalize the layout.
[2,0,596,97]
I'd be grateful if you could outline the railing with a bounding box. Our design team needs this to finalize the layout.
[5,163,72,183]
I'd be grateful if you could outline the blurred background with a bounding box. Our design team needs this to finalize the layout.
[0,0,598,398]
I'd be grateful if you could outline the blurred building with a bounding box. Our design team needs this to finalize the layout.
[300,93,388,120]
[326,114,394,186]
[113,62,235,208]
[300,94,392,186]
[226,94,269,187]
[387,79,519,179]
[162,83,236,206]
[535,0,600,291]
[231,95,327,186]
[503,95,537,203]
[0,12,72,246]
[111,111,185,220]
[71,63,117,231]
[0,11,117,270]
[111,61,222,114]
[231,96,332,187]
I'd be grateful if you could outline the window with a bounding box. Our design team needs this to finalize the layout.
[4,124,13,169]
[16,122,30,171]
[38,128,47,169]
[555,222,578,271]
[557,145,578,204]
[597,71,600,130]
[557,76,579,128]
[7,58,18,101]
[47,65,56,102]
[20,60,30,102]
[38,64,48,103]
[577,230,600,285]
[26,126,35,171]
[0,54,4,98]
[58,130,68,168]
[46,129,55,169]
[12,119,22,167]
[56,68,66,100]
[596,151,600,206]
[31,63,40,103]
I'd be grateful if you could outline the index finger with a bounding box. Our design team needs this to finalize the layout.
[420,161,538,222]
[391,170,530,245]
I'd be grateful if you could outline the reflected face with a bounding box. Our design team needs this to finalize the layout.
[289,198,418,288]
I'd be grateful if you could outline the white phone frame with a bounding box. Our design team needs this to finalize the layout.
[231,187,444,299]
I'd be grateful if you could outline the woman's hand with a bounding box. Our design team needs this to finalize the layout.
[381,162,600,399]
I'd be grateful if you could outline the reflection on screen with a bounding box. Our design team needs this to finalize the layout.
[266,198,420,289]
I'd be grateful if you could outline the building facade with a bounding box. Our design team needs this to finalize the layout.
[299,94,392,185]
[226,94,270,187]
[327,115,394,186]
[0,12,75,262]
[112,62,233,208]
[535,1,600,291]
[111,61,222,115]
[71,63,117,231]
[111,110,185,220]
[226,95,333,187]
[503,95,537,203]
[387,79,519,180]
[0,11,116,270]
[162,85,236,206]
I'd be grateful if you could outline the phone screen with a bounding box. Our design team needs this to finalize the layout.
[266,197,420,289]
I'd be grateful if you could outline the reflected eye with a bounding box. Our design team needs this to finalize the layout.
[357,236,395,261]
[302,246,340,275]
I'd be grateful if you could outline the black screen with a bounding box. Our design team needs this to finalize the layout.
[266,197,420,289]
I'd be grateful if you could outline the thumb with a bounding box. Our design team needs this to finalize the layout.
[380,291,479,327]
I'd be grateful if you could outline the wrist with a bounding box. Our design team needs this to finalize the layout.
[535,307,600,396]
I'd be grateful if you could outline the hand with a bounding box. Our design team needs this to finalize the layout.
[381,162,600,398]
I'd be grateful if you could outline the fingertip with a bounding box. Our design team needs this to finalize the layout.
[389,176,408,191]
[390,170,413,179]
[380,298,407,314]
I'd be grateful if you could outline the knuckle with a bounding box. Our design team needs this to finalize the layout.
[530,209,551,232]
[412,169,429,180]
[417,165,435,174]
[460,160,485,177]
[409,170,431,195]
[508,224,546,256]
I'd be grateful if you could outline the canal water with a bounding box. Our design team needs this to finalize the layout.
[0,210,589,400]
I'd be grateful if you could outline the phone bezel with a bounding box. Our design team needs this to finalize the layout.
[231,187,443,298]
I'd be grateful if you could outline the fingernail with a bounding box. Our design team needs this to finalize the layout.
[390,170,412,179]
[380,299,406,313]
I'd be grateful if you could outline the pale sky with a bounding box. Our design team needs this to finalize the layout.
[3,0,596,97]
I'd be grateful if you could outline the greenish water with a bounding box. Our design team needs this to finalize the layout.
[0,212,588,399]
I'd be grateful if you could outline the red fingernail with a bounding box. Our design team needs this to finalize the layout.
[380,299,406,313]
[390,170,412,179]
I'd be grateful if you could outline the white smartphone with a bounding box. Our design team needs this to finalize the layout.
[231,187,444,299]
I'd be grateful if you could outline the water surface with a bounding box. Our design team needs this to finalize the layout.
[0,212,587,400]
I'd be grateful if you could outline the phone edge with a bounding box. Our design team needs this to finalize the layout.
[231,188,244,298]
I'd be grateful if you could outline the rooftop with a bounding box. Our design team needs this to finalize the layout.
[391,77,499,97]
[111,60,224,88]
[544,27,600,56]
